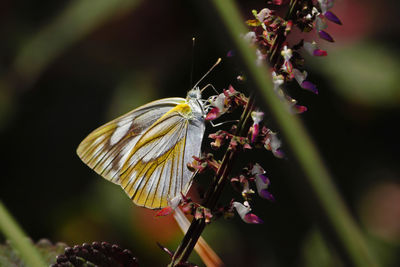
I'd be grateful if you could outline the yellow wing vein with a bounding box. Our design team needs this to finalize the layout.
[133,122,188,207]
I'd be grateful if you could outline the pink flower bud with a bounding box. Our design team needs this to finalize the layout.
[313,49,327,56]
[155,207,174,217]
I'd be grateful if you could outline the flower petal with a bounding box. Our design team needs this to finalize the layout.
[251,111,264,124]
[259,189,275,202]
[243,213,264,224]
[251,163,265,175]
[155,207,174,217]
[293,68,307,85]
[256,173,269,185]
[205,107,220,121]
[324,11,342,25]
[292,105,308,114]
[301,81,318,94]
[318,30,335,42]
[232,201,251,221]
[313,49,327,56]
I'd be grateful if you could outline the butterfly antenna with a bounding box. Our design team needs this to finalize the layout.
[189,37,196,89]
[192,58,222,89]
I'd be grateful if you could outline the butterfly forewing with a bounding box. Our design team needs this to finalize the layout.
[77,97,205,209]
[77,98,185,182]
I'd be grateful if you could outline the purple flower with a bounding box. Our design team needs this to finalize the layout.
[303,41,327,57]
[293,68,307,84]
[318,30,335,42]
[251,163,265,176]
[206,93,227,121]
[324,11,342,25]
[313,49,327,56]
[301,81,318,94]
[232,202,263,224]
[263,129,283,158]
[293,69,318,94]
[251,164,275,201]
[249,111,264,143]
[244,213,264,224]
[255,174,275,201]
[255,8,272,22]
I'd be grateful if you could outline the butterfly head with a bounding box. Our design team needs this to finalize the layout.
[186,87,202,100]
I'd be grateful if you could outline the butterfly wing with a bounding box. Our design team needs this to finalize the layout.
[118,102,205,208]
[77,97,205,209]
[77,97,185,183]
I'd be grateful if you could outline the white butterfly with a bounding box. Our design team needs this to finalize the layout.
[77,59,221,209]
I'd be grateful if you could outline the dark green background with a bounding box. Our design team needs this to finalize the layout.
[1,0,399,266]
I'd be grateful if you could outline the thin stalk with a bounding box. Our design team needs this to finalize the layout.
[210,0,378,267]
[0,201,46,267]
[169,95,255,266]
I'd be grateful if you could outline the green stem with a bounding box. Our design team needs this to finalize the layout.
[0,201,46,267]
[210,0,379,266]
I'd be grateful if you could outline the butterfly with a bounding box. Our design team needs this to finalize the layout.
[77,59,221,209]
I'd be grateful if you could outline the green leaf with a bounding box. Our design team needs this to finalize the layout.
[0,239,67,266]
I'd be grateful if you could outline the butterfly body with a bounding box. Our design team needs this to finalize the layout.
[77,88,205,209]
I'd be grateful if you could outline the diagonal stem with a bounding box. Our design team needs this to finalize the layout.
[168,95,255,266]
[170,1,301,265]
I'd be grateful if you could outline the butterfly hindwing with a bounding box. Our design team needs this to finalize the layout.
[77,97,205,209]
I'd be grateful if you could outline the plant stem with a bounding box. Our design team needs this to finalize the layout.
[169,95,255,266]
[210,0,379,266]
[0,201,47,267]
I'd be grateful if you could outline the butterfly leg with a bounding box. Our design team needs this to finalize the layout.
[200,83,219,94]
[209,119,239,127]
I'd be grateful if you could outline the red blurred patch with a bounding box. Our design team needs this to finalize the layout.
[134,207,180,244]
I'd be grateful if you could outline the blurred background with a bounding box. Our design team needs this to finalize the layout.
[1,0,400,266]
